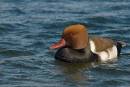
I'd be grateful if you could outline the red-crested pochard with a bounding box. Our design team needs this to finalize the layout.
[50,24,126,63]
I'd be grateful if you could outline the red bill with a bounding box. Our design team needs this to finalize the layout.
[50,38,66,49]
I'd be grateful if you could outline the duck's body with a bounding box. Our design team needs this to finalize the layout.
[50,24,125,63]
[55,37,123,63]
[55,44,98,63]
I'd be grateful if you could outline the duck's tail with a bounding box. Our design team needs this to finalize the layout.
[117,41,127,48]
[117,41,130,56]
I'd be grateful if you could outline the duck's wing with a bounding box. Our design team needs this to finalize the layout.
[90,37,115,52]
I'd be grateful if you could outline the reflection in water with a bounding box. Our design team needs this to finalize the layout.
[55,60,98,86]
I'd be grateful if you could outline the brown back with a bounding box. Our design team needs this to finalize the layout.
[91,37,114,52]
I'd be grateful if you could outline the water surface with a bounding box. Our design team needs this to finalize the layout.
[0,0,130,87]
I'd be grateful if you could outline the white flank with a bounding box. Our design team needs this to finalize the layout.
[107,46,118,60]
[89,40,96,52]
[98,51,109,62]
[90,40,118,62]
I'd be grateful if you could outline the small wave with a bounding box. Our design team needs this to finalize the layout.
[0,49,34,57]
[0,23,15,33]
[92,66,130,77]
[99,79,129,87]
[7,60,40,70]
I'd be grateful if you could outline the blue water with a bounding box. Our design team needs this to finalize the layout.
[0,0,130,87]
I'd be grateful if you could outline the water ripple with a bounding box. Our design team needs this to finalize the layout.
[0,0,130,87]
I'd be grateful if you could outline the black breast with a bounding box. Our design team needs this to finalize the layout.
[55,47,98,63]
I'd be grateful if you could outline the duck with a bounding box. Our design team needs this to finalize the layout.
[50,24,126,63]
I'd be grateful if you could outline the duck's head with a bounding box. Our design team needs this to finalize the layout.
[50,24,89,49]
